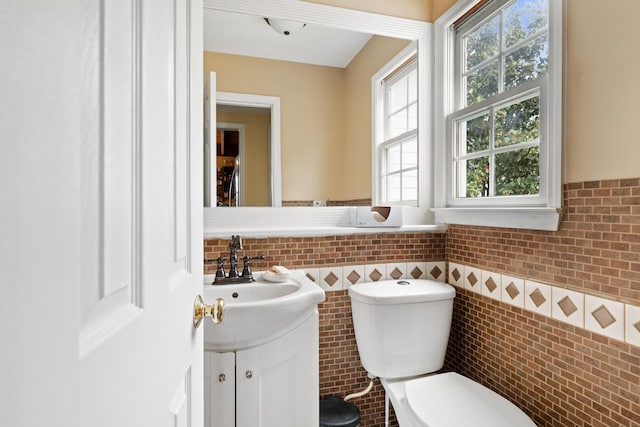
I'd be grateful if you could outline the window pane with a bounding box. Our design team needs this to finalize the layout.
[459,112,490,154]
[408,70,418,103]
[504,34,548,90]
[463,156,489,198]
[465,14,499,70]
[402,169,418,200]
[465,61,498,106]
[389,78,408,112]
[503,0,548,49]
[402,139,418,168]
[495,95,540,148]
[387,174,401,201]
[408,103,418,131]
[495,146,540,195]
[387,144,401,173]
[389,110,408,138]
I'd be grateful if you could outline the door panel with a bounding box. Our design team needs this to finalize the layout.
[78,0,205,424]
[78,0,142,356]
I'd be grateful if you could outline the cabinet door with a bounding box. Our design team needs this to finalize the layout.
[236,312,319,427]
[206,351,236,427]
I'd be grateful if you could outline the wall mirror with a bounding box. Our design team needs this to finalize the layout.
[203,0,432,234]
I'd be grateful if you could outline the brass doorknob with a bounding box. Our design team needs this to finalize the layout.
[193,295,224,328]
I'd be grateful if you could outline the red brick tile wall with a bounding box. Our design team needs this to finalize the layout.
[445,178,640,427]
[204,232,445,275]
[203,178,640,426]
[204,232,446,426]
[320,289,396,427]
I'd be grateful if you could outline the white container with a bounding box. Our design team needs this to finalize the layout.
[352,206,402,227]
[348,279,455,378]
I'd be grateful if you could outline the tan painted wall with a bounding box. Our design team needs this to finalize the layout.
[431,0,456,22]
[205,52,345,201]
[205,37,408,202]
[431,0,640,182]
[563,0,640,182]
[341,36,411,200]
[217,110,271,206]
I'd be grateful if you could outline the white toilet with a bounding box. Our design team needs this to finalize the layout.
[349,279,536,427]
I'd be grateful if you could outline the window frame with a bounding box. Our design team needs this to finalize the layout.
[372,42,421,207]
[433,0,564,231]
[448,77,548,207]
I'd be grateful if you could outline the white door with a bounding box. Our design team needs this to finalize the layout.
[0,1,205,426]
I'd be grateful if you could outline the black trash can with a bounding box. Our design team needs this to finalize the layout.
[319,396,360,427]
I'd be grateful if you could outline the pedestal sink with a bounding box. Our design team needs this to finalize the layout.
[202,269,325,351]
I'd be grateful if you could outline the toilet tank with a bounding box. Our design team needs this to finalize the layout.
[348,279,456,379]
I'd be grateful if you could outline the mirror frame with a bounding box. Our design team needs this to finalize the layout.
[203,0,433,237]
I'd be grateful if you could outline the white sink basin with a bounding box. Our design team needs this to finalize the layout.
[202,270,325,351]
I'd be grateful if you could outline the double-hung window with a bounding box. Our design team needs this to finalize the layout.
[434,0,563,230]
[373,46,419,206]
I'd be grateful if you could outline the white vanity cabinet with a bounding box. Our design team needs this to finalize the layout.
[204,311,319,427]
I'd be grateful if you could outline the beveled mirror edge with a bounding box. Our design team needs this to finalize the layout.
[203,0,434,237]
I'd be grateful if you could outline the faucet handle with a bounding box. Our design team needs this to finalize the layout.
[215,257,226,279]
[241,255,266,280]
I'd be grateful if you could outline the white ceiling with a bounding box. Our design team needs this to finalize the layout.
[203,9,373,68]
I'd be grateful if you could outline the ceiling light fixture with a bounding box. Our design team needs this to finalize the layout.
[264,17,307,36]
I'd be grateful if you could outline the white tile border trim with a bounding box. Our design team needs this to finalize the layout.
[302,260,640,349]
[303,261,447,292]
[448,262,640,349]
[524,280,552,317]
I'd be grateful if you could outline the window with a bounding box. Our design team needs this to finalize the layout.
[434,0,563,230]
[373,46,419,206]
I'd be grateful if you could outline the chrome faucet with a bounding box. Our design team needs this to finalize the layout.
[205,235,265,285]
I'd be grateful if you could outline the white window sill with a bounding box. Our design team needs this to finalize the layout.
[432,207,562,231]
[203,224,447,239]
[204,206,446,239]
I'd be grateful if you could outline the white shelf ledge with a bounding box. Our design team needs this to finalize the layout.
[432,207,562,231]
[203,206,446,238]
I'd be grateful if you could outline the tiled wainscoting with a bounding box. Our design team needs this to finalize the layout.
[204,233,446,427]
[448,263,640,346]
[203,177,640,427]
[446,178,640,427]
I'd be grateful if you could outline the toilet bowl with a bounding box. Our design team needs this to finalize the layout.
[382,373,535,427]
[348,279,535,427]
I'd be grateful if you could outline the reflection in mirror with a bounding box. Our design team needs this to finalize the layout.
[216,106,270,207]
[206,90,282,207]
[204,8,412,207]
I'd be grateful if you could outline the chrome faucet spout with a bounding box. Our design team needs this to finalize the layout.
[228,235,243,278]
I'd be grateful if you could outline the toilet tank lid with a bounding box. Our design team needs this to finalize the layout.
[348,279,455,304]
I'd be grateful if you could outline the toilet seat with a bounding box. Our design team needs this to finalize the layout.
[405,373,535,427]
